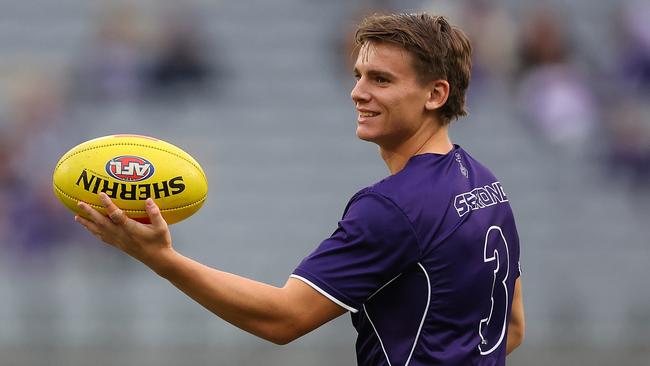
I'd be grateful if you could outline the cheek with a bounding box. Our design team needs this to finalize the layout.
[376,88,425,125]
[396,91,427,119]
[384,100,417,126]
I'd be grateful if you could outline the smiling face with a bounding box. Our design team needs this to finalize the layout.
[351,41,438,149]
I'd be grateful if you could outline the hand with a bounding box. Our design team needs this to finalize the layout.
[75,192,174,268]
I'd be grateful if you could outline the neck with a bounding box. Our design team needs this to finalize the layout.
[380,122,453,175]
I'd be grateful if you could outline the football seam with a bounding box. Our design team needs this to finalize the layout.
[53,183,206,213]
[55,142,207,184]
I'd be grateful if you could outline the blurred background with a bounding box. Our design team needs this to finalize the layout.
[0,0,649,365]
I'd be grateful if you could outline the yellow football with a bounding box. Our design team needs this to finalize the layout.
[53,134,208,224]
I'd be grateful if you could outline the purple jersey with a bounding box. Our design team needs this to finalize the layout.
[292,146,521,366]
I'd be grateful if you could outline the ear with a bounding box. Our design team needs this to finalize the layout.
[424,80,450,112]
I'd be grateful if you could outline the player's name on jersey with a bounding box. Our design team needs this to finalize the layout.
[454,181,508,217]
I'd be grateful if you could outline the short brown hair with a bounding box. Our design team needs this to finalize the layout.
[355,13,472,124]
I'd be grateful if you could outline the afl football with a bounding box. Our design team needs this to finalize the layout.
[53,134,208,224]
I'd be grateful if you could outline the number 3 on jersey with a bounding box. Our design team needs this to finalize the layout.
[478,226,510,355]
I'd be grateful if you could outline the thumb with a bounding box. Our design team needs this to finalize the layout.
[145,198,168,228]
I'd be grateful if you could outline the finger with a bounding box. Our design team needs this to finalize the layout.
[99,193,128,226]
[74,214,102,237]
[145,198,168,228]
[75,215,114,245]
[77,201,111,226]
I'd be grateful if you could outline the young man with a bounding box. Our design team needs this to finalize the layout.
[76,13,524,366]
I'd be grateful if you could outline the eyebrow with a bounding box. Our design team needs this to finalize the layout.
[353,67,396,80]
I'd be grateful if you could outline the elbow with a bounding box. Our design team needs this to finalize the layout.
[269,334,296,346]
[511,328,525,349]
[261,324,304,346]
[266,331,301,346]
[509,322,525,350]
[517,320,526,345]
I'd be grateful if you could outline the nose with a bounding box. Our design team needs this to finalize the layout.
[350,79,370,104]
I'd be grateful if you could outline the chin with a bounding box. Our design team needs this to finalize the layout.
[355,128,377,143]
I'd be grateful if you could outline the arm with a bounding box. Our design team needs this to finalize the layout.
[75,193,347,345]
[148,253,346,344]
[506,277,525,355]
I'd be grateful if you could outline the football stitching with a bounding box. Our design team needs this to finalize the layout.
[53,183,206,213]
[55,141,207,184]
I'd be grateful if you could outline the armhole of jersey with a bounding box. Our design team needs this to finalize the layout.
[290,274,359,313]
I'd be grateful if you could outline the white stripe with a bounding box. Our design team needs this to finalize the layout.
[363,303,393,366]
[289,275,358,313]
[364,263,431,366]
[404,263,431,366]
[368,273,402,300]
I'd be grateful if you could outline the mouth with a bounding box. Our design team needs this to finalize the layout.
[357,110,380,121]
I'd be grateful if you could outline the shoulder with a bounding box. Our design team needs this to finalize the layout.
[361,151,457,209]
[325,188,422,258]
[344,189,409,224]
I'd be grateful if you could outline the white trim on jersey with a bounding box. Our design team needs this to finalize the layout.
[368,273,403,300]
[405,263,431,366]
[363,263,431,366]
[289,274,359,313]
[363,303,393,366]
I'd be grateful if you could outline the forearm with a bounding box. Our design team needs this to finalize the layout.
[147,249,296,343]
[506,278,525,355]
[74,195,342,343]
[506,326,523,355]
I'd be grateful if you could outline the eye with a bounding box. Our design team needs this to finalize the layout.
[353,72,361,80]
[375,76,389,84]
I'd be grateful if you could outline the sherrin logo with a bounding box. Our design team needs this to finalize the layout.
[75,170,186,201]
[106,155,154,182]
